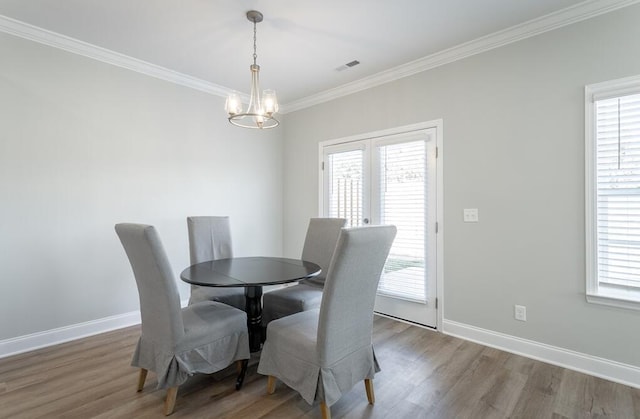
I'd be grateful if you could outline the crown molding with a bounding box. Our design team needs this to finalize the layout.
[0,14,238,99]
[1,0,639,114]
[281,0,640,113]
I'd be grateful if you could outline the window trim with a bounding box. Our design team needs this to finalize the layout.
[585,74,640,311]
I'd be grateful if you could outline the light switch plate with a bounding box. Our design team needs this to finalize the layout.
[463,208,479,222]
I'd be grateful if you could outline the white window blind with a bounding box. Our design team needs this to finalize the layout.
[377,140,427,302]
[327,149,363,227]
[595,93,640,293]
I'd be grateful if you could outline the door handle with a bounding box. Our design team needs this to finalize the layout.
[363,218,370,224]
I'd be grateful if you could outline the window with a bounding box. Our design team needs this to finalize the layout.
[586,75,640,310]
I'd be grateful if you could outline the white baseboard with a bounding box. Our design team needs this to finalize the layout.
[443,319,640,389]
[0,299,189,359]
[0,311,140,358]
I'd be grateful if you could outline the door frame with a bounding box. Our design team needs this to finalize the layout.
[318,120,444,331]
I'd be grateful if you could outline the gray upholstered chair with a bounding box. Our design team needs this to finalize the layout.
[258,225,397,419]
[261,217,346,325]
[187,216,245,310]
[115,223,250,415]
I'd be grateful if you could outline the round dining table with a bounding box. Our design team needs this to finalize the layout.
[180,256,321,353]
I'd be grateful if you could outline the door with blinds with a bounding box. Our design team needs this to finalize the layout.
[321,127,438,328]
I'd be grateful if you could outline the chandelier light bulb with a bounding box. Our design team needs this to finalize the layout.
[225,93,243,116]
[262,90,278,116]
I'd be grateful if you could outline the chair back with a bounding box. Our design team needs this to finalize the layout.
[115,223,185,346]
[300,218,347,286]
[187,216,233,264]
[317,225,396,366]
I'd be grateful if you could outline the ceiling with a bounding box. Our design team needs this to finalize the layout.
[0,0,633,110]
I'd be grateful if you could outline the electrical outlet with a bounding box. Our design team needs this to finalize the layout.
[515,305,527,321]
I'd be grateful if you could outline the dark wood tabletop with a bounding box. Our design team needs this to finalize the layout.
[180,256,321,287]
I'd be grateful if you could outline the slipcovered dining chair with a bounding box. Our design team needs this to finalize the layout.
[261,217,346,325]
[258,225,397,419]
[115,223,250,415]
[187,216,245,310]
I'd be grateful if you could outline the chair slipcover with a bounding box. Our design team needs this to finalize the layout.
[261,218,346,324]
[258,225,396,407]
[115,223,250,389]
[186,216,245,309]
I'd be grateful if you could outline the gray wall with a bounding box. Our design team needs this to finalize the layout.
[0,32,283,340]
[282,5,640,367]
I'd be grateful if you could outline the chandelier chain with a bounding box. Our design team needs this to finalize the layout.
[253,20,257,66]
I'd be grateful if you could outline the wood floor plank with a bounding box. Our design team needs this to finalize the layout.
[510,362,564,418]
[585,374,640,418]
[1,316,638,418]
[553,368,590,418]
[405,339,485,410]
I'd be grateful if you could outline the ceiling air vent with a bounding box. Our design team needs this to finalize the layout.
[335,60,361,72]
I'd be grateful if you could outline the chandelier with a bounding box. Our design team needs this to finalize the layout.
[225,10,279,129]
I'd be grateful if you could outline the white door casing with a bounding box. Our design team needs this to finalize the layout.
[319,121,443,329]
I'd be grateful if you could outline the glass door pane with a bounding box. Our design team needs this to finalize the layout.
[326,148,364,227]
[377,140,427,302]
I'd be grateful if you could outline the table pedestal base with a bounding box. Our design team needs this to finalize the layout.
[244,286,263,352]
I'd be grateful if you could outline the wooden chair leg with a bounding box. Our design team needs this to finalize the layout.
[320,402,331,419]
[164,387,178,416]
[235,359,249,390]
[364,378,375,404]
[137,368,148,392]
[266,375,277,394]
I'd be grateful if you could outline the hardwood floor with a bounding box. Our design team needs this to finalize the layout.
[1,316,639,418]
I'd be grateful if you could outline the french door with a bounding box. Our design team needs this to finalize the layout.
[321,125,440,328]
